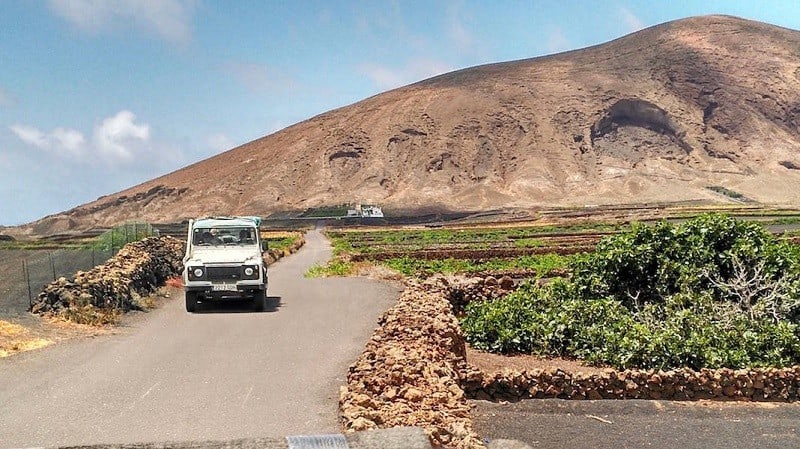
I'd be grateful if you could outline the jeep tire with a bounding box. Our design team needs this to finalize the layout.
[185,291,198,313]
[253,289,267,312]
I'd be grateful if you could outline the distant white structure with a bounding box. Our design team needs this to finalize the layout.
[347,203,384,218]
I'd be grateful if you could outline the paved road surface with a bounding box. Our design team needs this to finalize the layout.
[0,230,400,448]
[472,398,800,449]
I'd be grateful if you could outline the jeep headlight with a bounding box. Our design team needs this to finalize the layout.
[241,265,259,280]
[188,266,205,280]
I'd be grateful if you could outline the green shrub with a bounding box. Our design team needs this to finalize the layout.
[462,214,800,370]
[94,222,154,251]
[305,259,354,278]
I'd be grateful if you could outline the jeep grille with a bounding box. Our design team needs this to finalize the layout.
[206,266,241,281]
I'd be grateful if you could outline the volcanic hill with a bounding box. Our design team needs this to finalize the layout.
[24,15,800,233]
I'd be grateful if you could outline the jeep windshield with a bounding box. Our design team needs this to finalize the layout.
[192,226,258,246]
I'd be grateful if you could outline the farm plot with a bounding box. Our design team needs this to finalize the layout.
[314,223,618,279]
[320,213,800,380]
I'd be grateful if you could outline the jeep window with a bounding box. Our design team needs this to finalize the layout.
[192,227,257,246]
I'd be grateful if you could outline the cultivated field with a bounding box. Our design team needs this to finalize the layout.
[312,206,800,372]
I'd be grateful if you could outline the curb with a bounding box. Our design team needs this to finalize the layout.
[11,427,433,449]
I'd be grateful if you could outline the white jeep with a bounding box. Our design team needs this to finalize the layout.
[182,216,268,312]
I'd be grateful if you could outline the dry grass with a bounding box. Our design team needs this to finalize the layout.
[0,320,52,357]
[260,230,302,239]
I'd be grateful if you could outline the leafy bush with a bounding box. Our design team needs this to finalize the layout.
[462,214,800,370]
[94,222,154,251]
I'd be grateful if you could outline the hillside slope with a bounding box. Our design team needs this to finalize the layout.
[24,15,800,233]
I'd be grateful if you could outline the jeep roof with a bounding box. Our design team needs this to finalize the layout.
[192,216,261,229]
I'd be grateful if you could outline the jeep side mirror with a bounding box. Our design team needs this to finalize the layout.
[261,241,269,251]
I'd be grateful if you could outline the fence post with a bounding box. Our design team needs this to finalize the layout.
[23,259,32,309]
[124,223,129,245]
[49,252,56,281]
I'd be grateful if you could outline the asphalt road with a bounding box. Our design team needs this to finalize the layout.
[472,398,800,449]
[0,230,400,448]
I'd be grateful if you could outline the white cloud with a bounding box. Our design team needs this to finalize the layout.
[9,124,49,149]
[225,62,297,94]
[93,110,150,163]
[10,124,86,157]
[48,0,197,44]
[10,110,162,166]
[547,27,571,54]
[620,6,645,32]
[52,127,86,154]
[359,59,453,91]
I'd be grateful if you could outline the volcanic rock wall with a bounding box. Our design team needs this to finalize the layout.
[339,276,484,449]
[32,236,184,323]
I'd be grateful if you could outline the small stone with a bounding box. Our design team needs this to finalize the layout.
[499,276,514,290]
[349,417,376,431]
[384,387,397,400]
[404,387,424,401]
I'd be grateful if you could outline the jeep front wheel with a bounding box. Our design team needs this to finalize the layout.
[253,289,267,312]
[185,291,199,313]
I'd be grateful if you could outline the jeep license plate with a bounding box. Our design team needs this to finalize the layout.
[212,283,236,292]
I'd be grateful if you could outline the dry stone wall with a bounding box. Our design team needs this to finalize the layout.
[463,366,800,402]
[32,236,184,322]
[339,276,485,449]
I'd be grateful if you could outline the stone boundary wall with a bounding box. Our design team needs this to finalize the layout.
[31,236,184,320]
[462,366,800,402]
[339,276,485,449]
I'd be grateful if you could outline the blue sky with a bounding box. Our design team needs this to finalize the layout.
[1,1,799,226]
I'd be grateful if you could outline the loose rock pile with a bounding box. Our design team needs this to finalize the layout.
[340,276,484,449]
[464,366,800,402]
[31,236,184,324]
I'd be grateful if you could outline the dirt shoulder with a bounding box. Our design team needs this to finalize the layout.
[467,345,608,376]
[0,285,178,358]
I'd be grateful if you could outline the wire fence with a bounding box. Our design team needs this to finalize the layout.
[0,222,159,318]
[0,248,114,317]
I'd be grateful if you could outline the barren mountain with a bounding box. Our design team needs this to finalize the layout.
[23,15,800,233]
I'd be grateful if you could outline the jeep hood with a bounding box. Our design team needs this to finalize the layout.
[186,247,263,265]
